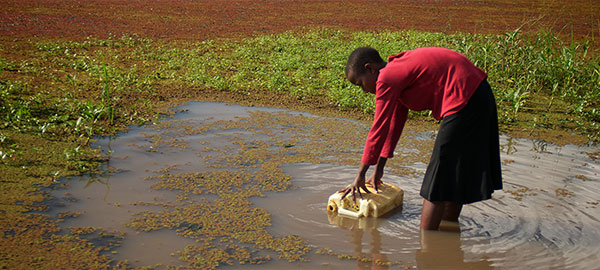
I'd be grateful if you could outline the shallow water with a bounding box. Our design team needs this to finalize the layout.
[48,102,600,269]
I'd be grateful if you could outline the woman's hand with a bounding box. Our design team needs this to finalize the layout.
[367,157,387,193]
[339,173,371,202]
[366,172,383,192]
[339,163,371,202]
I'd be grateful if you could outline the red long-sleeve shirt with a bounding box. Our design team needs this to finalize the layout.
[362,47,487,165]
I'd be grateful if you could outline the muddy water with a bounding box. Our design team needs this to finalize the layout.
[48,102,600,269]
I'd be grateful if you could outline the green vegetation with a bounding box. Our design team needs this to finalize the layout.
[2,29,598,147]
[195,28,599,140]
[1,28,599,268]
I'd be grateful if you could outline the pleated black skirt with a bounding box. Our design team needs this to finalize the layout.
[420,79,502,204]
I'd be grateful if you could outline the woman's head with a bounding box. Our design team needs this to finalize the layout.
[345,47,386,94]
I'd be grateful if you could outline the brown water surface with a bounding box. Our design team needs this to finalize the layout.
[48,102,600,269]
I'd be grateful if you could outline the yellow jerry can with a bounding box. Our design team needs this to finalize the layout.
[327,211,383,230]
[327,183,404,218]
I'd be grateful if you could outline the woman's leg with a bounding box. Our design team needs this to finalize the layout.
[442,202,463,222]
[420,199,445,230]
[421,200,463,230]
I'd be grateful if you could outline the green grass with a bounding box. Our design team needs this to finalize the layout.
[146,29,599,142]
[1,28,599,149]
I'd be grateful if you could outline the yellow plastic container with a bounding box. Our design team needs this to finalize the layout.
[327,183,404,218]
[327,211,382,230]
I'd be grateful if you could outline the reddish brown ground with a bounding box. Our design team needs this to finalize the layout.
[1,0,599,42]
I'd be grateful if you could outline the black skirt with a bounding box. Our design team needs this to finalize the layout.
[420,79,502,204]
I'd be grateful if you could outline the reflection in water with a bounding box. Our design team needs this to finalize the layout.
[328,212,389,270]
[351,229,388,270]
[328,212,493,270]
[417,229,492,270]
[84,174,111,201]
[500,136,517,155]
[531,139,548,153]
[82,137,115,202]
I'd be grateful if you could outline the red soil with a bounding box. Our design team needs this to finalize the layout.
[1,0,598,41]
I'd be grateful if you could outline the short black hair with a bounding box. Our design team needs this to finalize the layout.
[345,47,384,77]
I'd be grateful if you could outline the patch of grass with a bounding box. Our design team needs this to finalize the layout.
[166,28,599,141]
[4,29,597,142]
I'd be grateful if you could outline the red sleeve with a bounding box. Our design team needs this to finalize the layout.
[381,101,408,159]
[361,82,407,165]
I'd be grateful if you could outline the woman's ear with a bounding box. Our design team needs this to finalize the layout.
[364,62,375,74]
[364,62,382,75]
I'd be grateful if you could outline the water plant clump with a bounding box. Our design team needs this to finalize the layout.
[0,212,114,269]
[315,247,412,268]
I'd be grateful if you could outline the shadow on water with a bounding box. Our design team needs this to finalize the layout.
[46,102,600,269]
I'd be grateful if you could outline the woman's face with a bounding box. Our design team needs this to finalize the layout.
[346,62,382,94]
[347,69,378,94]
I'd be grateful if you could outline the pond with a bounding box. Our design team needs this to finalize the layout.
[47,102,600,269]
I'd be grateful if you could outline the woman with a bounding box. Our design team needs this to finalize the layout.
[339,47,502,230]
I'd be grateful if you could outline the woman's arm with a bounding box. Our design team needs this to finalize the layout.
[367,156,387,190]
